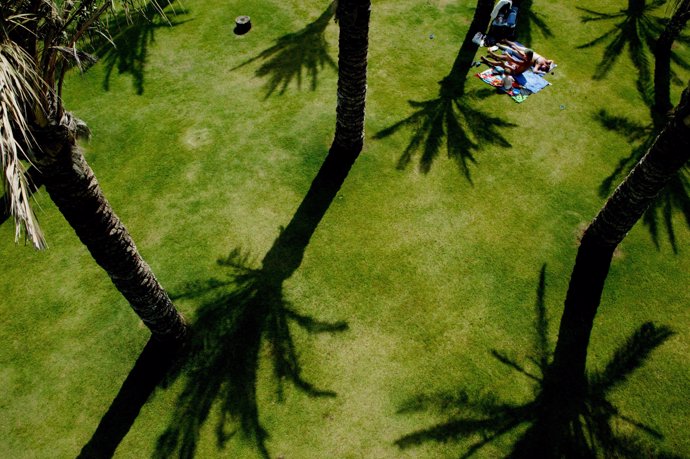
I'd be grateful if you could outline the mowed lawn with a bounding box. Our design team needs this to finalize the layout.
[1,0,689,457]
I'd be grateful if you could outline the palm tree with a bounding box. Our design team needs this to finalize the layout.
[545,82,690,426]
[153,4,373,454]
[396,267,678,457]
[594,1,690,252]
[332,0,371,154]
[0,1,187,342]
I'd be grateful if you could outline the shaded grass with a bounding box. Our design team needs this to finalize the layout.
[1,0,689,457]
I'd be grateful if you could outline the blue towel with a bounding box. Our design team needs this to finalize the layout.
[515,70,550,93]
[506,7,518,27]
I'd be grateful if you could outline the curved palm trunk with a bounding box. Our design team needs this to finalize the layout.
[511,82,690,458]
[515,85,690,456]
[35,127,187,342]
[333,0,370,154]
[653,0,690,117]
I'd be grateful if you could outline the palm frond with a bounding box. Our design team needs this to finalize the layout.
[0,42,47,249]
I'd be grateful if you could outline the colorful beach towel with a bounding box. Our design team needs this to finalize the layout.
[475,68,529,103]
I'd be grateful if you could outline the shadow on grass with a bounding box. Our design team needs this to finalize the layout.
[153,145,358,458]
[78,146,357,458]
[77,338,185,458]
[232,2,336,98]
[396,265,679,458]
[96,1,189,95]
[595,109,690,253]
[512,0,554,46]
[374,0,516,181]
[576,0,667,105]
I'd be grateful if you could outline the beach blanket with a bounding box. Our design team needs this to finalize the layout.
[475,68,529,103]
[514,70,550,93]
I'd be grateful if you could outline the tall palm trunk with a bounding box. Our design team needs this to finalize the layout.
[553,85,690,376]
[512,82,690,458]
[333,0,370,154]
[35,124,187,342]
[653,0,690,117]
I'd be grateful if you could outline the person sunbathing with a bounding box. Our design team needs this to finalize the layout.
[498,40,554,74]
[481,48,533,75]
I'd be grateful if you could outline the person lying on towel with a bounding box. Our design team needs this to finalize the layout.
[481,48,533,75]
[498,40,554,74]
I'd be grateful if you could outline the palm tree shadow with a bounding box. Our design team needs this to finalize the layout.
[595,109,690,253]
[513,0,554,46]
[373,3,516,182]
[153,250,347,459]
[77,144,359,458]
[395,265,679,458]
[95,1,190,95]
[151,145,358,458]
[576,0,667,105]
[232,2,337,98]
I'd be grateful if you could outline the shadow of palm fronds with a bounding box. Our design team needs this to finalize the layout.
[396,265,678,458]
[95,1,189,94]
[233,2,336,98]
[374,87,515,182]
[155,142,359,458]
[595,109,690,253]
[155,249,347,459]
[513,0,554,46]
[576,0,667,105]
[374,0,515,180]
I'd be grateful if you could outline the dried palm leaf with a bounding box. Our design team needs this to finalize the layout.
[0,43,47,249]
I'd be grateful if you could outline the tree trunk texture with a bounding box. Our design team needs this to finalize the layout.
[653,0,690,117]
[333,0,370,153]
[514,84,690,457]
[35,127,187,342]
[511,82,690,459]
[553,84,690,378]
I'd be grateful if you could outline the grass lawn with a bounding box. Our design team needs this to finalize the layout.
[1,0,689,457]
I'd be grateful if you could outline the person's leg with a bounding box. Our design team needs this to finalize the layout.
[481,56,503,67]
[488,50,509,61]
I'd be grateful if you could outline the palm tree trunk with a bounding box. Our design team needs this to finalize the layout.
[35,128,187,342]
[653,0,690,117]
[550,83,690,390]
[333,0,370,154]
[511,81,690,458]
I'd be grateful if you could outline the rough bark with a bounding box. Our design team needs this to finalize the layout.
[511,82,690,459]
[653,0,690,117]
[333,0,370,153]
[553,84,690,379]
[35,126,187,342]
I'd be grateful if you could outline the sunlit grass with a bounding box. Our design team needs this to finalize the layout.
[1,0,689,457]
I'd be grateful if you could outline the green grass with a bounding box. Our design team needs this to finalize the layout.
[2,0,690,457]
